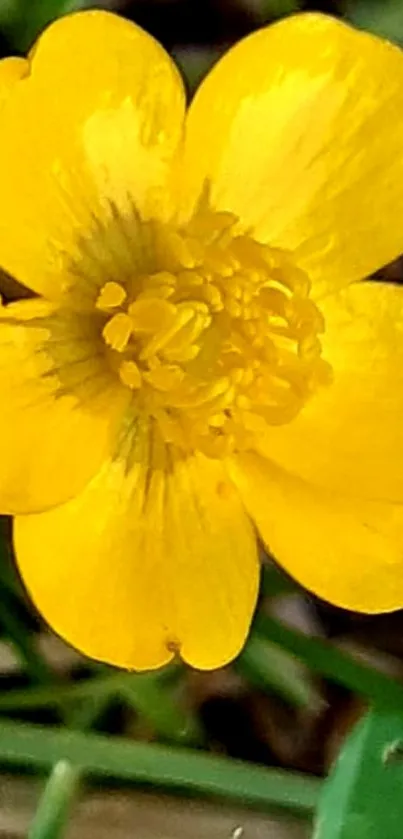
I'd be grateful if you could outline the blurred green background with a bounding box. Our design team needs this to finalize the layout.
[1,1,403,838]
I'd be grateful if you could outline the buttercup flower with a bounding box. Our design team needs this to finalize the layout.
[1,10,403,670]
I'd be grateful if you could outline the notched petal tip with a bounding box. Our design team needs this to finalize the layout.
[14,444,258,673]
[0,6,186,300]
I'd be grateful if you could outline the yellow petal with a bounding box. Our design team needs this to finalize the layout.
[229,453,403,613]
[14,434,258,670]
[257,281,403,504]
[0,57,28,104]
[182,13,403,297]
[0,298,126,514]
[0,10,185,299]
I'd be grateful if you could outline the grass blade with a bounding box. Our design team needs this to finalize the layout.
[0,719,320,814]
[255,614,403,707]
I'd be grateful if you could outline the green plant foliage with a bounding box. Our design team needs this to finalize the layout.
[345,0,403,43]
[315,707,403,839]
[260,0,300,17]
[28,761,79,839]
[0,719,321,813]
[236,632,323,710]
[0,0,87,51]
[255,614,403,707]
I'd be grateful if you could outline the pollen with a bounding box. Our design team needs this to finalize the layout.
[65,198,332,458]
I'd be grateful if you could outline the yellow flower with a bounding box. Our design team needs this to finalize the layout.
[1,10,403,670]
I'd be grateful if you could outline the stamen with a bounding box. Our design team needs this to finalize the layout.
[128,298,177,333]
[76,198,332,458]
[102,312,133,352]
[96,281,127,311]
[144,364,184,391]
[139,307,195,361]
[119,359,142,389]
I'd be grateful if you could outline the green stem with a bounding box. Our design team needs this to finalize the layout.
[0,720,320,814]
[237,632,322,710]
[0,670,201,744]
[0,672,129,712]
[28,690,113,839]
[119,675,203,745]
[28,761,80,839]
[255,614,403,707]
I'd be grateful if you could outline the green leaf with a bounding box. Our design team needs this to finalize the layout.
[0,719,321,814]
[315,707,403,839]
[345,0,403,44]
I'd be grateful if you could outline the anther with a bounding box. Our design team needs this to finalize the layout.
[103,312,133,352]
[96,281,127,311]
[119,360,142,389]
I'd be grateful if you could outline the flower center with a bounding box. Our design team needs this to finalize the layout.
[81,204,331,458]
